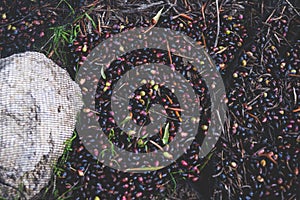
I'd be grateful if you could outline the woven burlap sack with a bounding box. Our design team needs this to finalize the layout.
[0,52,82,199]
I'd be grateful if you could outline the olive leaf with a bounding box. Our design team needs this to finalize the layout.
[119,115,131,127]
[162,122,170,145]
[163,151,173,159]
[101,66,106,80]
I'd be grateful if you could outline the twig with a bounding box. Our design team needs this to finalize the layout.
[212,167,224,177]
[214,0,220,47]
[172,13,193,21]
[215,46,228,54]
[40,34,55,50]
[201,33,207,48]
[246,91,270,106]
[246,112,262,127]
[258,152,278,165]
[292,107,300,113]
[166,39,173,65]
[289,74,300,78]
[265,7,277,23]
[163,0,177,15]
[120,1,165,13]
[57,181,80,199]
[149,140,164,151]
[293,87,297,105]
[201,1,207,26]
[285,0,300,16]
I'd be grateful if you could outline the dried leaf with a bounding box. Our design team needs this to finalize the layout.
[152,7,164,24]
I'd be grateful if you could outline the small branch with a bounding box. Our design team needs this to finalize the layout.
[149,140,164,151]
[214,0,220,47]
[120,1,165,13]
[285,0,300,16]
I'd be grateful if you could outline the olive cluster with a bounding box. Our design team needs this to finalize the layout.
[57,4,249,199]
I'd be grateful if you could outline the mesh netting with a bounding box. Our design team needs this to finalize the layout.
[0,52,82,199]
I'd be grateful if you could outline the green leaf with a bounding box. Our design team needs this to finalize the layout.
[108,128,115,140]
[137,139,145,147]
[85,13,97,28]
[162,122,170,145]
[57,0,75,14]
[145,99,151,112]
[125,166,164,172]
[119,115,131,126]
[100,149,108,158]
[141,133,149,139]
